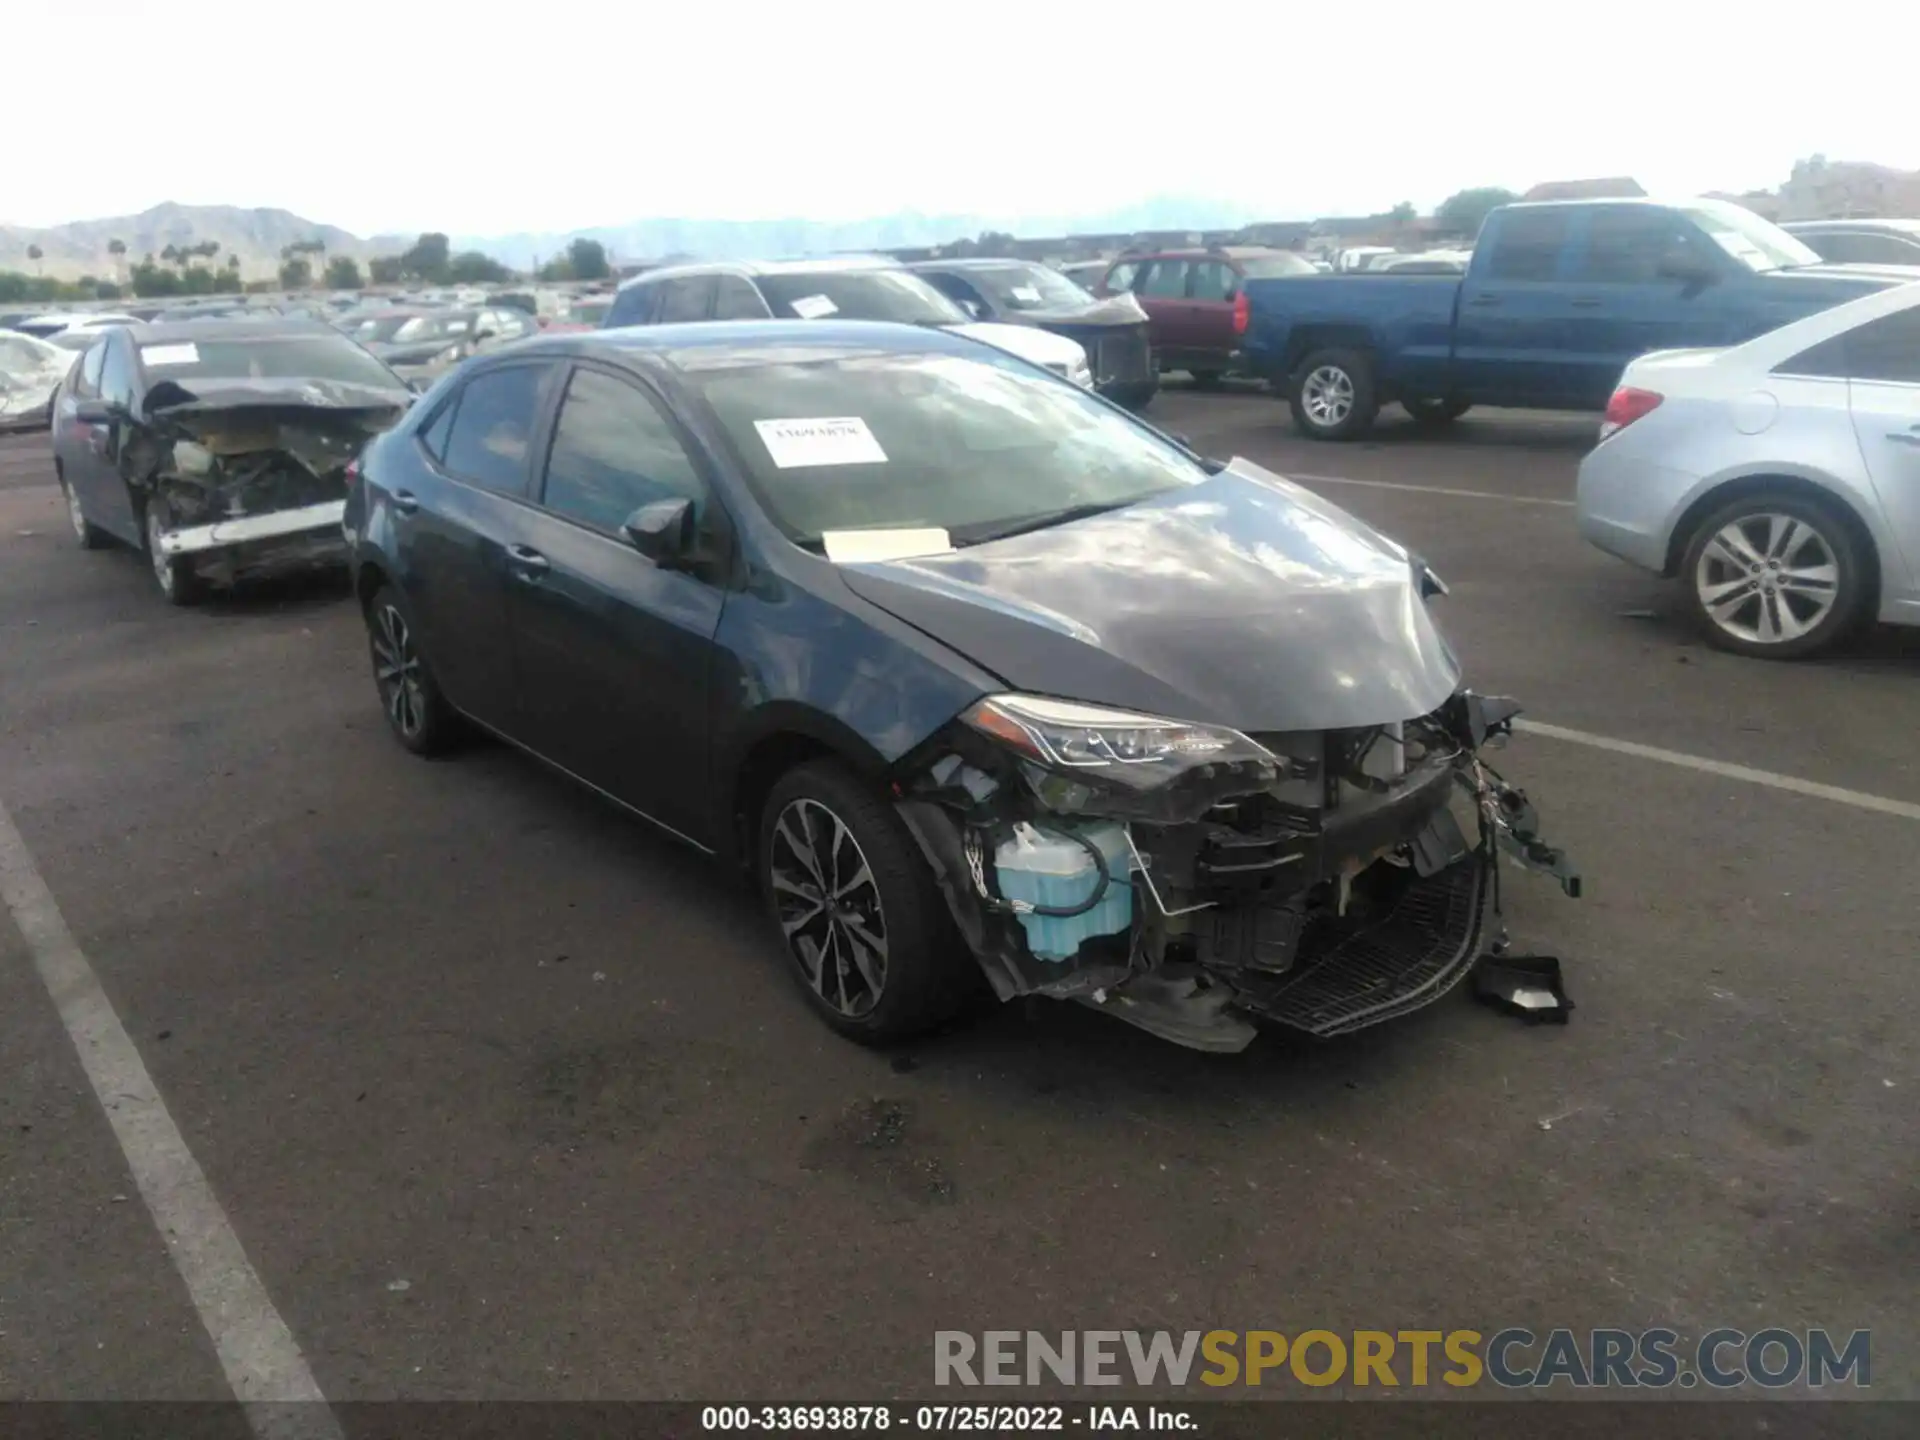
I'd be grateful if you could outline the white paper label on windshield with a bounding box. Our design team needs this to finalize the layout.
[822,528,953,564]
[754,416,887,469]
[788,293,839,320]
[141,342,200,367]
[1010,285,1041,303]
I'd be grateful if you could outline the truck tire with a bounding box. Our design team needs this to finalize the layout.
[1404,398,1472,427]
[1289,349,1379,440]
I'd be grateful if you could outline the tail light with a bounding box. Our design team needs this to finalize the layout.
[343,458,361,488]
[1232,290,1250,336]
[1599,386,1662,440]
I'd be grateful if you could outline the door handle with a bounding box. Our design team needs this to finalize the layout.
[1466,294,1501,308]
[391,490,420,515]
[1570,297,1603,309]
[506,544,550,581]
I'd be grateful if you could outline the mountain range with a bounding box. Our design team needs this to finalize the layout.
[2,198,1264,281]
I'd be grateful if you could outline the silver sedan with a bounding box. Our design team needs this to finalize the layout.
[1577,280,1920,659]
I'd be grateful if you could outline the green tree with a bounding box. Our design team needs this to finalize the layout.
[278,255,314,290]
[27,243,44,274]
[449,250,512,284]
[1388,201,1417,224]
[368,255,403,285]
[400,232,452,283]
[95,280,122,300]
[324,255,365,290]
[1434,187,1518,239]
[130,259,181,297]
[565,237,609,281]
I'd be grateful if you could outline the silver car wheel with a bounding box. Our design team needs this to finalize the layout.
[768,797,888,1018]
[371,604,425,738]
[145,508,176,596]
[1694,512,1840,647]
[1302,365,1354,427]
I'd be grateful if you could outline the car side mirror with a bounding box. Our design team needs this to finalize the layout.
[622,497,696,568]
[72,398,112,424]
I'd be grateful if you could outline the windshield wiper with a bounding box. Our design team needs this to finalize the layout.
[951,499,1137,547]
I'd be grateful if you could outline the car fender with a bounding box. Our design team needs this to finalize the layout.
[1663,460,1908,596]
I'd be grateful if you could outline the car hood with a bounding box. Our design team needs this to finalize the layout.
[836,458,1461,732]
[366,339,455,365]
[944,321,1087,371]
[991,294,1152,329]
[1760,263,1920,295]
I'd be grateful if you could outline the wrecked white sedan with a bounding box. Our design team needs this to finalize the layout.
[0,329,74,432]
[51,320,411,603]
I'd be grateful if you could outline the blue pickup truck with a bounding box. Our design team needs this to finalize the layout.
[1236,197,1919,440]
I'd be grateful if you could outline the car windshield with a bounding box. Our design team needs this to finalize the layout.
[754,271,967,326]
[961,265,1098,311]
[353,313,467,343]
[1680,202,1821,272]
[690,347,1206,547]
[1233,253,1320,278]
[138,334,406,390]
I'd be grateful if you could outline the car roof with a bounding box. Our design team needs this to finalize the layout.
[128,318,346,345]
[1784,218,1920,235]
[905,258,1044,271]
[483,319,991,372]
[616,256,905,290]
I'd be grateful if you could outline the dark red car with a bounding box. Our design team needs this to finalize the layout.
[1097,246,1318,385]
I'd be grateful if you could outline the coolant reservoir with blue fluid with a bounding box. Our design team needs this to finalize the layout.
[992,821,1135,961]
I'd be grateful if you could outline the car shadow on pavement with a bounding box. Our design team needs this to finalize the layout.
[196,566,354,618]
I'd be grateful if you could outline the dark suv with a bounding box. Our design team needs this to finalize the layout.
[1097,247,1317,385]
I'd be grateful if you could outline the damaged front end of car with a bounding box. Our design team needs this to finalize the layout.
[129,378,409,585]
[894,689,1578,1053]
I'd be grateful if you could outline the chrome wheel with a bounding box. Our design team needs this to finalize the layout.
[1694,512,1839,647]
[768,797,888,1018]
[372,604,426,738]
[145,508,176,595]
[1302,365,1355,427]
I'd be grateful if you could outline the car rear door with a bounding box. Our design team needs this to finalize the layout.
[1184,259,1241,372]
[1841,307,1920,594]
[1132,258,1197,370]
[398,358,561,731]
[55,339,119,534]
[88,331,145,543]
[501,361,730,844]
[1451,207,1581,405]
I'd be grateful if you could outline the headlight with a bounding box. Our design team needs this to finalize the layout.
[960,694,1282,823]
[1411,554,1448,599]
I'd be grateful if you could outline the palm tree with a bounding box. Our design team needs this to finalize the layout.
[27,244,43,274]
[108,238,127,283]
[161,244,181,269]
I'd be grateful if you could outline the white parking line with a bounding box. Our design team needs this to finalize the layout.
[1291,473,1576,508]
[0,797,342,1440]
[1516,720,1920,823]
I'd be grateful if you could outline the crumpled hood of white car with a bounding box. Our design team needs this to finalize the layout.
[944,320,1087,375]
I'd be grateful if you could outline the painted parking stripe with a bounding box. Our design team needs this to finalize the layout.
[1516,720,1920,823]
[1291,473,1576,508]
[0,797,342,1440]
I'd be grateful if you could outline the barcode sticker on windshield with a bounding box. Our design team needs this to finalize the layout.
[754,416,887,469]
[788,294,839,320]
[141,343,200,366]
[1010,286,1041,303]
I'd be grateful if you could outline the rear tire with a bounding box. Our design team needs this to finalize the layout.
[1678,489,1868,660]
[1289,348,1379,440]
[1404,397,1472,427]
[758,759,980,1045]
[58,472,108,550]
[364,584,461,754]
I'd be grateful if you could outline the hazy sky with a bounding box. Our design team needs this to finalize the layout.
[9,0,1916,236]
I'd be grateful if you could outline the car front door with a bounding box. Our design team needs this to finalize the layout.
[502,361,729,843]
[1133,258,1196,370]
[399,358,561,731]
[1841,308,1920,598]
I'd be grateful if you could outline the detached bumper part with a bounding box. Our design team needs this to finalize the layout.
[156,500,349,557]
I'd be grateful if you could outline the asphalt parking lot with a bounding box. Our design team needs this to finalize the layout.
[2,387,1917,1413]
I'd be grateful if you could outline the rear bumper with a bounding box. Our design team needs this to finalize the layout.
[158,500,348,558]
[1574,450,1698,574]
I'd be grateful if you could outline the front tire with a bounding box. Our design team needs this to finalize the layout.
[365,585,460,754]
[758,760,978,1045]
[1289,348,1379,440]
[1679,490,1867,660]
[143,501,204,605]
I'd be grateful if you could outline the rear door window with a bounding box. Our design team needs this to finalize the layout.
[658,277,716,322]
[1845,309,1920,384]
[605,283,659,327]
[1188,260,1237,301]
[1137,260,1190,298]
[438,362,552,495]
[712,275,770,321]
[1484,209,1571,281]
